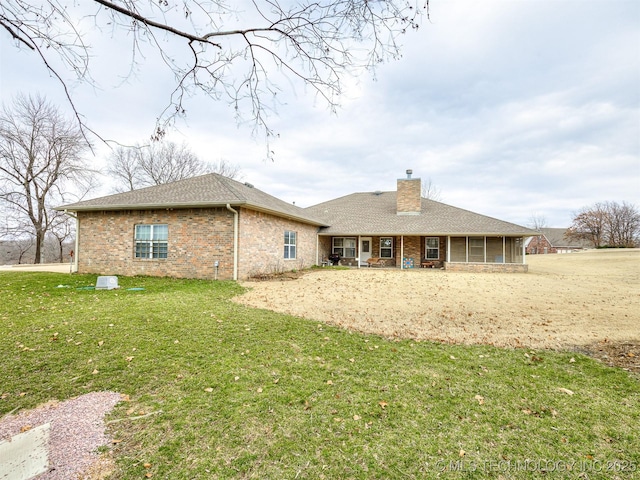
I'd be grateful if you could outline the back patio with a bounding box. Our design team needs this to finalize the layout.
[306,171,533,273]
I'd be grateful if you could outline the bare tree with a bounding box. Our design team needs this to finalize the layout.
[209,159,241,181]
[0,210,35,264]
[567,203,608,248]
[48,209,75,263]
[528,213,547,232]
[567,201,639,248]
[421,177,442,201]
[0,94,96,263]
[107,141,241,191]
[140,141,205,185]
[604,201,640,248]
[1,1,426,140]
[106,146,143,193]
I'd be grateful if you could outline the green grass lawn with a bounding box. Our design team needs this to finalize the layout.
[1,272,638,479]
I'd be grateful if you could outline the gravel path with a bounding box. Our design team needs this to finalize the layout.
[0,392,122,479]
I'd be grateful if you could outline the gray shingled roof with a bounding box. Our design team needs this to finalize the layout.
[304,191,537,236]
[57,173,328,226]
[539,228,591,248]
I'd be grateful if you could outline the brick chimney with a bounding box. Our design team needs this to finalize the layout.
[397,169,422,215]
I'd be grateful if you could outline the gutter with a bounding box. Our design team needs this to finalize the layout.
[226,204,239,281]
[64,210,79,273]
[55,202,328,227]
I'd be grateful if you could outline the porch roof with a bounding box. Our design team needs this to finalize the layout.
[305,191,536,236]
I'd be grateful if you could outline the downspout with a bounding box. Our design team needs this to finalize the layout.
[225,204,239,281]
[64,210,79,273]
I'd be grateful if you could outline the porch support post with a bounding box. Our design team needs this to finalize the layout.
[484,236,487,263]
[357,235,361,269]
[466,236,469,263]
[400,236,404,269]
[502,236,506,263]
[447,236,451,263]
[522,236,526,264]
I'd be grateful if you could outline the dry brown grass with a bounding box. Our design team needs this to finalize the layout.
[236,249,639,356]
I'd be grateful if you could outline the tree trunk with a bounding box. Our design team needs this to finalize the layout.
[34,229,44,264]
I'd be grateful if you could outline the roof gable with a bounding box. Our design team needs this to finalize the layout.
[539,228,590,248]
[57,173,327,226]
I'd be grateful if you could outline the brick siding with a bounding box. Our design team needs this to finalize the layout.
[396,178,421,214]
[237,209,319,279]
[77,207,319,280]
[77,208,235,280]
[444,262,529,273]
[526,235,556,254]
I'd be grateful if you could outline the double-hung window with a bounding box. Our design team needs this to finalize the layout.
[380,237,393,258]
[332,237,356,258]
[425,237,439,260]
[284,231,297,259]
[135,224,168,259]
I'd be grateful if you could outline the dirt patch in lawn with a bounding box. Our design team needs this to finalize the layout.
[235,249,639,371]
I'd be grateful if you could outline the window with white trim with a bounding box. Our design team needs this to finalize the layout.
[284,230,297,259]
[380,237,393,258]
[425,237,439,260]
[135,224,168,259]
[332,237,356,258]
[468,237,485,262]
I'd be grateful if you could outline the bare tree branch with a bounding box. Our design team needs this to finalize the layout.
[1,0,427,143]
[421,177,441,201]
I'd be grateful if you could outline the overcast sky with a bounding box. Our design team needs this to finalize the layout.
[1,0,638,227]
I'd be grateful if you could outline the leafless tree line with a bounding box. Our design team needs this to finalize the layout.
[567,201,640,248]
[107,143,240,192]
[0,237,75,265]
[0,94,241,264]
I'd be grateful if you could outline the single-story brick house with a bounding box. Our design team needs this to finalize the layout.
[525,228,591,254]
[57,171,537,280]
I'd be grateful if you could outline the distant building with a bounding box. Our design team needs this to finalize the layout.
[525,228,591,254]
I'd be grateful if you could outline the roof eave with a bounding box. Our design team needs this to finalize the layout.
[318,231,537,237]
[58,201,328,227]
[55,201,248,212]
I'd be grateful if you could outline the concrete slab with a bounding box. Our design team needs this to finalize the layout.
[0,264,72,273]
[0,423,50,480]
